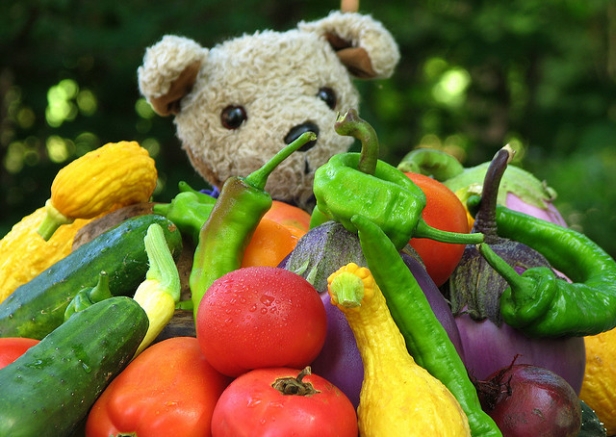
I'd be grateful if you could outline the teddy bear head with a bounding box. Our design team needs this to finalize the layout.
[138,11,399,210]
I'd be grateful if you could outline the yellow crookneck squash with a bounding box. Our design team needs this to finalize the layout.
[327,263,471,437]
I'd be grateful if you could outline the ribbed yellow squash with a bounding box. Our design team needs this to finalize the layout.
[327,263,471,437]
[0,207,93,302]
[38,141,158,240]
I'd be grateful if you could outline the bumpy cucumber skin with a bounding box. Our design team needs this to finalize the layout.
[0,296,148,437]
[0,214,182,340]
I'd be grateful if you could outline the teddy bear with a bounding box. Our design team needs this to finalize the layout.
[137,11,400,210]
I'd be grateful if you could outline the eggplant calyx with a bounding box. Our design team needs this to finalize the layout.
[448,146,551,324]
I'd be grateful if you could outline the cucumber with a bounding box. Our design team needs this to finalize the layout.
[0,296,148,437]
[0,214,182,339]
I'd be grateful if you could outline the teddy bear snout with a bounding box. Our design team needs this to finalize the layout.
[284,122,319,152]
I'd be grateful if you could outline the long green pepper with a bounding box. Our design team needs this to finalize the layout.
[352,214,502,437]
[189,132,316,318]
[477,204,616,337]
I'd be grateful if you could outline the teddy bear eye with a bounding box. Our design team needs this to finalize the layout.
[316,87,337,110]
[221,105,247,129]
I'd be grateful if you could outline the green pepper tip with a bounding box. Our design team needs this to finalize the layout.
[244,131,316,190]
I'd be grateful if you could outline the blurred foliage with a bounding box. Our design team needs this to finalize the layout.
[1,0,615,257]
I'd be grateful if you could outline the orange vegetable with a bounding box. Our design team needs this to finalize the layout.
[263,200,311,233]
[241,218,305,268]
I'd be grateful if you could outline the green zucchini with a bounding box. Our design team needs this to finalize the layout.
[578,400,607,437]
[0,296,148,437]
[0,213,182,339]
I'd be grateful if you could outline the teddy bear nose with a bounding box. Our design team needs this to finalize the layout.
[284,122,319,152]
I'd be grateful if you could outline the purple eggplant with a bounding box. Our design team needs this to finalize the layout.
[280,221,465,408]
[446,146,586,393]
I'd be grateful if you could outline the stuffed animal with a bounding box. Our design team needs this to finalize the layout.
[138,11,399,210]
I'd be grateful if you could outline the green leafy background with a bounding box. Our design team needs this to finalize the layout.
[1,0,615,257]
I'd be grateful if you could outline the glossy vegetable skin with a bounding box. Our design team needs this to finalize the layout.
[479,205,616,337]
[327,262,471,436]
[0,338,39,369]
[405,171,470,286]
[0,214,183,340]
[311,110,482,251]
[352,214,501,437]
[86,337,230,437]
[211,367,358,437]
[189,132,316,318]
[196,266,327,377]
[0,297,148,437]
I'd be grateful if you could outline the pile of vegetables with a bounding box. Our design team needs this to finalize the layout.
[0,113,614,437]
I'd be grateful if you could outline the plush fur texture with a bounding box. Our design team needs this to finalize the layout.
[138,11,399,210]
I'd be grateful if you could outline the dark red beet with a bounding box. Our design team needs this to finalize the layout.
[477,363,582,437]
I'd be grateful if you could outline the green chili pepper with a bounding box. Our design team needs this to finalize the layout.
[189,132,317,318]
[153,182,217,244]
[311,109,484,250]
[476,205,616,338]
[396,147,465,181]
[352,213,502,437]
[63,271,113,321]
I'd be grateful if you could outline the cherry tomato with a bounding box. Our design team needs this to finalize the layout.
[197,266,327,377]
[405,172,471,286]
[211,367,358,437]
[0,338,39,369]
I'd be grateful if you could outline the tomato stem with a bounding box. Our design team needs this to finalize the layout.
[271,367,320,396]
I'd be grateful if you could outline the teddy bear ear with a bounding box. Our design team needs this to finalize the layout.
[138,35,207,116]
[298,11,400,80]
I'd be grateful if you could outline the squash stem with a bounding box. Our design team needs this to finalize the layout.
[37,199,73,241]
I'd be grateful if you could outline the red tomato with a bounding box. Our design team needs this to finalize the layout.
[211,367,358,437]
[86,337,231,437]
[405,172,471,286]
[197,266,327,377]
[0,338,39,369]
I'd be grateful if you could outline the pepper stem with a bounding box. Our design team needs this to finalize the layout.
[334,109,378,175]
[397,148,464,181]
[413,218,484,244]
[477,243,531,291]
[244,131,317,190]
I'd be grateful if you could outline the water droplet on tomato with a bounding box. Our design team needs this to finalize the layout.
[249,304,257,312]
[260,294,275,306]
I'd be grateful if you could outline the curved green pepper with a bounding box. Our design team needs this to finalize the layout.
[153,181,217,245]
[189,132,317,318]
[352,213,502,437]
[311,110,484,250]
[477,205,616,337]
[396,147,464,181]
